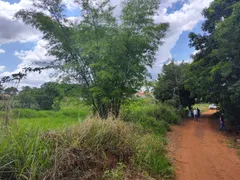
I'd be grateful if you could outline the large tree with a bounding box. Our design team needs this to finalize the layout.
[15,0,169,118]
[154,61,195,109]
[188,0,240,128]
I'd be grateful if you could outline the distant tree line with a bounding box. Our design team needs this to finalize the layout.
[0,83,82,111]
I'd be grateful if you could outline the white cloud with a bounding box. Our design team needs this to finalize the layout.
[0,66,5,72]
[149,0,213,79]
[0,0,41,44]
[0,69,55,89]
[14,39,55,68]
[0,49,5,54]
[62,0,79,10]
[1,0,214,87]
[0,39,56,88]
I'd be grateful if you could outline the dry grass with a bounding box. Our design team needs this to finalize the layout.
[1,101,176,179]
[45,117,139,179]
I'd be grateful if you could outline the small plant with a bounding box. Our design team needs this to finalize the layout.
[104,162,126,180]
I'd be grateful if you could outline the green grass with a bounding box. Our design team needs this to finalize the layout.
[193,103,210,113]
[0,100,90,131]
[16,108,89,130]
[121,98,180,134]
[0,98,179,179]
[0,126,53,179]
[19,116,82,130]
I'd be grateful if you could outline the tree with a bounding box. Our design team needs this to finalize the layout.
[15,0,169,118]
[4,87,18,96]
[36,82,62,110]
[154,61,195,109]
[188,0,240,128]
[17,87,37,109]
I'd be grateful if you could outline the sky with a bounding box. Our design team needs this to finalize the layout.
[0,0,214,88]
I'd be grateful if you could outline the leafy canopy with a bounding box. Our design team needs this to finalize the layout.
[15,0,169,118]
[154,61,195,109]
[188,0,240,128]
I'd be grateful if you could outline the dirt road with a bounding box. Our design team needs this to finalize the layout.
[168,110,240,180]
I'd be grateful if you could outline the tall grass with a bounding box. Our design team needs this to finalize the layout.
[0,126,52,179]
[0,98,179,179]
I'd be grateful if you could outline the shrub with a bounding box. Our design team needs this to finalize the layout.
[48,118,173,179]
[121,98,180,134]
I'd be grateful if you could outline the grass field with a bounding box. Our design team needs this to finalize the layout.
[0,99,90,131]
[193,103,210,113]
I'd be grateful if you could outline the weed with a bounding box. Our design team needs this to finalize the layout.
[0,126,53,179]
[104,162,126,180]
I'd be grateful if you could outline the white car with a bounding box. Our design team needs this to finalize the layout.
[209,104,217,109]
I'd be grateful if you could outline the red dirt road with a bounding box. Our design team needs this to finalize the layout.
[168,110,240,180]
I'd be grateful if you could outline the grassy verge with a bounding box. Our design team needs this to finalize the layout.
[0,98,179,179]
[228,137,240,157]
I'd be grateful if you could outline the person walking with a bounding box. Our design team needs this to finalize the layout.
[219,113,226,131]
[193,108,198,121]
[197,108,200,117]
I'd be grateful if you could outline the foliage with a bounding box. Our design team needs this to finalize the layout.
[3,87,18,96]
[0,127,53,179]
[134,134,172,177]
[154,61,195,109]
[104,162,126,180]
[15,83,82,110]
[121,98,180,134]
[0,118,172,179]
[187,0,240,128]
[0,97,179,179]
[15,0,169,119]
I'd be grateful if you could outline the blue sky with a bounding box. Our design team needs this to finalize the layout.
[0,0,213,87]
[0,42,34,72]
[171,22,202,61]
[166,0,184,14]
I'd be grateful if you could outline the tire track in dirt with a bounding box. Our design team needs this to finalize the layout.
[167,110,240,180]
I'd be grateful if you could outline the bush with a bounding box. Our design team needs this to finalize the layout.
[46,118,138,179]
[121,98,180,134]
[0,117,173,179]
[47,118,173,179]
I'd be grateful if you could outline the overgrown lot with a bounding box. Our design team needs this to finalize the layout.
[0,98,180,179]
